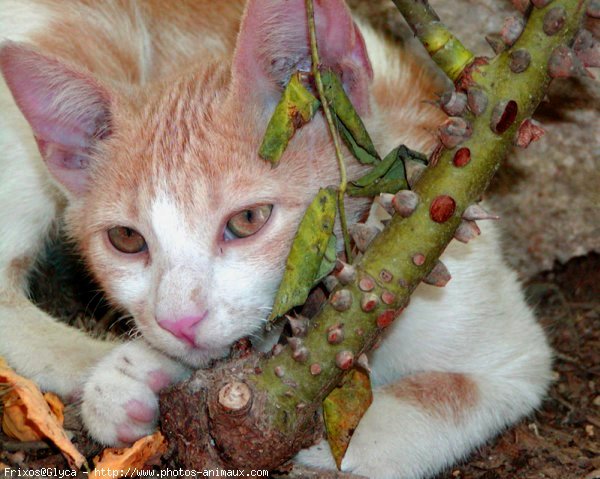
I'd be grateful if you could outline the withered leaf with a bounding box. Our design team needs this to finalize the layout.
[91,432,167,478]
[269,188,337,321]
[0,357,85,469]
[259,73,320,166]
[323,368,373,469]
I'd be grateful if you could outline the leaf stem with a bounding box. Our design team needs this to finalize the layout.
[305,0,353,263]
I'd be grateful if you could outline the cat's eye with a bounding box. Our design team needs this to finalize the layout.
[107,226,147,254]
[225,204,273,240]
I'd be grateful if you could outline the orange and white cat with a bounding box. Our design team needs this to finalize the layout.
[0,0,552,477]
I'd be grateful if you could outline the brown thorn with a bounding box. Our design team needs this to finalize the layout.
[463,203,500,221]
[392,190,419,217]
[454,220,481,243]
[423,260,452,287]
[335,351,354,370]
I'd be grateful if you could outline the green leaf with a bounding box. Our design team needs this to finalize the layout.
[313,233,338,286]
[323,368,373,470]
[268,188,337,321]
[259,73,321,167]
[336,120,380,165]
[321,69,380,164]
[346,145,428,197]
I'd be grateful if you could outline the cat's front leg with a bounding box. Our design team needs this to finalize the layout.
[296,367,550,479]
[80,340,191,445]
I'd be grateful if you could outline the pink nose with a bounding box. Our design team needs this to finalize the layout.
[157,312,207,346]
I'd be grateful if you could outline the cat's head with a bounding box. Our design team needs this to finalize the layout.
[0,0,374,366]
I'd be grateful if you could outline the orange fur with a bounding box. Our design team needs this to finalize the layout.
[383,372,479,422]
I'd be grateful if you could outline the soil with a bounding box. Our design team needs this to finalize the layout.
[1,250,598,479]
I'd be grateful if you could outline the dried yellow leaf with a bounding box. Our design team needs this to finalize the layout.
[0,358,85,469]
[91,432,168,478]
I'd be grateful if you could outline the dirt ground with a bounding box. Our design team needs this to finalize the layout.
[1,246,598,478]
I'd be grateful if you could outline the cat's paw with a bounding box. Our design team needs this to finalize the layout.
[80,341,190,445]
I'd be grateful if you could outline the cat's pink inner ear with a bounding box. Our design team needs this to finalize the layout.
[231,0,373,114]
[0,41,111,195]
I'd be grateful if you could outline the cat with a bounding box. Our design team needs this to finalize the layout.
[0,0,552,477]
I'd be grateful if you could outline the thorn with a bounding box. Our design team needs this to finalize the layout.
[334,260,356,285]
[548,46,593,78]
[500,16,525,46]
[423,260,452,287]
[588,0,600,18]
[330,289,353,312]
[323,275,339,293]
[412,253,426,266]
[512,0,531,13]
[574,30,600,68]
[408,162,428,188]
[379,269,393,283]
[357,353,371,373]
[440,90,467,116]
[509,49,532,73]
[439,117,473,148]
[463,204,500,221]
[454,220,481,243]
[335,351,354,370]
[376,309,397,329]
[515,118,545,148]
[430,195,457,223]
[392,190,419,218]
[310,363,322,375]
[287,337,303,351]
[490,100,518,134]
[349,223,379,252]
[543,7,567,36]
[377,193,396,216]
[287,315,309,337]
[272,343,284,356]
[361,293,379,312]
[292,347,309,363]
[453,147,471,167]
[485,33,507,54]
[467,87,488,116]
[327,323,345,345]
[283,378,299,388]
[381,290,396,305]
[358,276,376,292]
[274,366,285,378]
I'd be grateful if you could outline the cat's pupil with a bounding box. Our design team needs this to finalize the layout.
[245,210,253,223]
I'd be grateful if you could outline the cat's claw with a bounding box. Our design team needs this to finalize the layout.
[80,341,190,445]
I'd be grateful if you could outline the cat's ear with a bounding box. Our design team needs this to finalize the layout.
[230,0,372,114]
[0,42,112,195]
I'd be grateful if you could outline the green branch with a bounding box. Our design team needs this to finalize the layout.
[391,0,475,80]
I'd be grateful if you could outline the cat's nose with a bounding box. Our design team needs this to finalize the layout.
[156,312,207,346]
